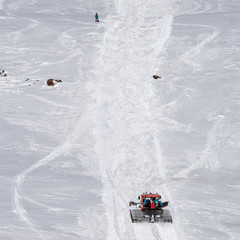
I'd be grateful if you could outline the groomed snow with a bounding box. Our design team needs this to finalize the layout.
[0,0,239,239]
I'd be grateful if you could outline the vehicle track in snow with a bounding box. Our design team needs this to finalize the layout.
[93,0,187,239]
[8,0,231,239]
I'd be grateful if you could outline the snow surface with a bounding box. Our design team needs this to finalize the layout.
[0,0,240,239]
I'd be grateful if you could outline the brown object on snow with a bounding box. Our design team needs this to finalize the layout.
[152,75,161,79]
[47,79,55,86]
[46,78,63,86]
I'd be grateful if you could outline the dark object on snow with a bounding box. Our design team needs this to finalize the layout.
[25,78,40,86]
[47,78,63,86]
[152,75,161,79]
[47,79,55,86]
[129,192,172,223]
[0,69,7,77]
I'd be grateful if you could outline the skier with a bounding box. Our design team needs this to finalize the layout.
[95,13,99,22]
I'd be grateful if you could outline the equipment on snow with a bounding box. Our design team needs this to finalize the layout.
[129,192,172,223]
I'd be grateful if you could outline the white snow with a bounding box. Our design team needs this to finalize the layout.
[0,0,240,239]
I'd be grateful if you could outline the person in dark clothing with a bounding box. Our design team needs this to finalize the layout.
[95,13,99,22]
[143,199,151,208]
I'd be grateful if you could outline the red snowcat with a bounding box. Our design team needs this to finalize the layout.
[129,192,172,223]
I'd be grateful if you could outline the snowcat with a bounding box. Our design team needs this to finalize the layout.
[129,192,172,223]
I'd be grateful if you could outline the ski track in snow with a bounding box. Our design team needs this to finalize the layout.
[25,94,79,110]
[7,0,238,239]
[12,145,68,240]
[174,115,224,179]
[180,31,219,70]
[12,110,92,239]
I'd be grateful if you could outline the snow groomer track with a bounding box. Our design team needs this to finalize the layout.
[0,0,239,239]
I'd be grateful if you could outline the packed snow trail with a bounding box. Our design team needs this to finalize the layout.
[1,0,238,239]
[92,0,185,239]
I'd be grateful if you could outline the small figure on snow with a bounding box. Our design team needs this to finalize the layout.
[152,75,161,79]
[95,13,99,22]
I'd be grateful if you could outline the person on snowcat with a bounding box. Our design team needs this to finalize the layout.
[143,198,151,208]
[151,201,156,208]
[155,197,163,208]
[141,194,164,210]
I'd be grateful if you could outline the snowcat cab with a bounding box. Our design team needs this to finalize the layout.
[129,192,172,223]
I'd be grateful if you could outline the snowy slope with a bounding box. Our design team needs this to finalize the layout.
[0,0,240,239]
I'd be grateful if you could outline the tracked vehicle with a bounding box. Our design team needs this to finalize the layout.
[129,192,172,223]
